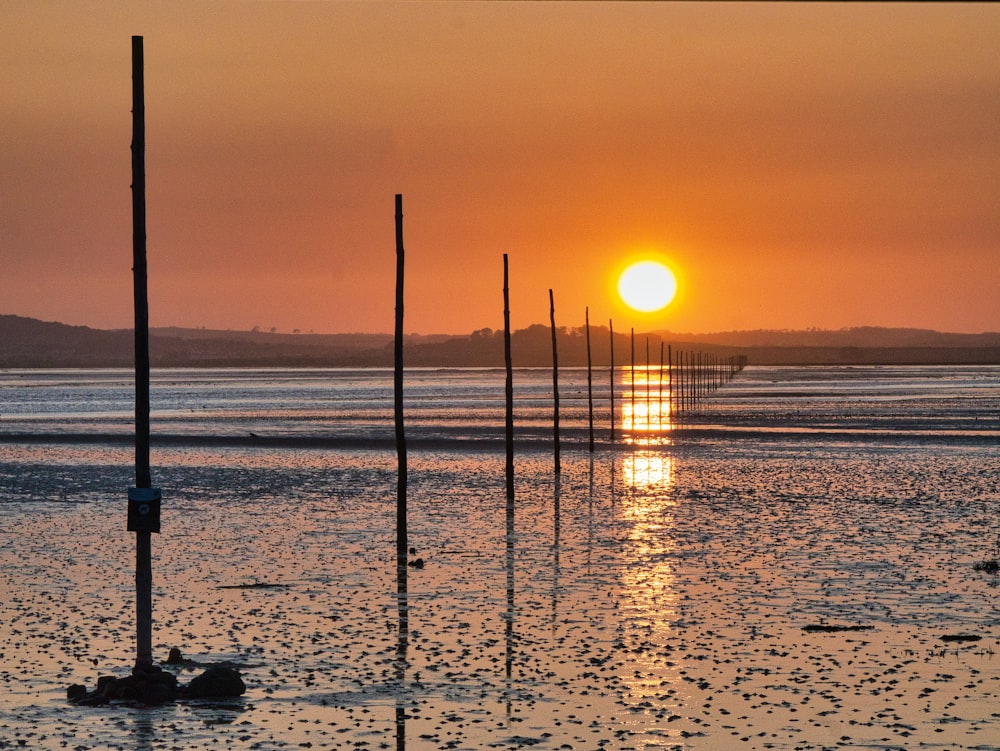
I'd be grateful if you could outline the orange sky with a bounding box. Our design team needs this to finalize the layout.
[2,2,998,335]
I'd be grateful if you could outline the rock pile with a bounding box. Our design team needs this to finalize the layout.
[68,661,245,706]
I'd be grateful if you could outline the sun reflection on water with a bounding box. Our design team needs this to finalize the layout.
[622,449,673,493]
[618,450,686,710]
[621,366,672,436]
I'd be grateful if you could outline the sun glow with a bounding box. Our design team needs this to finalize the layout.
[617,261,678,313]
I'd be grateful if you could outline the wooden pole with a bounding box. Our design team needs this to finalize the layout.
[130,35,153,670]
[668,344,673,420]
[548,289,560,475]
[659,341,664,432]
[630,328,635,433]
[645,337,650,433]
[503,257,515,711]
[394,194,408,607]
[504,255,514,502]
[609,319,615,442]
[585,307,594,453]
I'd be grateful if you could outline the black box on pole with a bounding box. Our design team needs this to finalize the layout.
[127,487,161,533]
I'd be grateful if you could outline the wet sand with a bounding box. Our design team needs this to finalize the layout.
[1,442,998,750]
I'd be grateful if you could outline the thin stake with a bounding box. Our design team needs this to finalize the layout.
[503,256,515,710]
[659,340,664,432]
[585,307,594,453]
[549,289,560,475]
[645,337,650,433]
[668,344,673,420]
[504,255,514,502]
[131,35,153,670]
[630,328,635,433]
[394,194,407,604]
[609,319,615,442]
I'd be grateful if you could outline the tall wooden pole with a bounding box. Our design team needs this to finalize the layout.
[502,254,515,708]
[503,255,514,503]
[609,319,615,442]
[585,307,594,453]
[548,289,560,475]
[131,35,153,670]
[394,194,408,608]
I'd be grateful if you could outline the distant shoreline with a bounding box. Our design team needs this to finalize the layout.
[2,314,999,367]
[4,346,999,368]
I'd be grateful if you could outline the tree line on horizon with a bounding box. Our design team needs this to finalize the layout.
[2,314,999,368]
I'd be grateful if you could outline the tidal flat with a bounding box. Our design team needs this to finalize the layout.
[2,442,998,750]
[1,366,998,749]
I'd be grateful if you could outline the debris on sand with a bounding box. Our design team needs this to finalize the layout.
[801,623,874,633]
[973,559,999,574]
[217,581,290,590]
[940,633,982,643]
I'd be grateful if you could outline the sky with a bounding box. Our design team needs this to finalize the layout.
[2,2,999,336]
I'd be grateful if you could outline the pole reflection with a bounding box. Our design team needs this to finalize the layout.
[504,476,515,716]
[128,707,156,751]
[551,477,561,631]
[395,559,408,751]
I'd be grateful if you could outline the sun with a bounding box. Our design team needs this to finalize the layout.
[617,261,678,313]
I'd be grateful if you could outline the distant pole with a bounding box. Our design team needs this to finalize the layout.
[630,328,635,433]
[659,341,664,432]
[645,337,650,433]
[585,307,594,453]
[394,194,407,598]
[130,35,153,671]
[548,289,560,475]
[608,319,615,442]
[503,255,514,502]
[668,344,673,420]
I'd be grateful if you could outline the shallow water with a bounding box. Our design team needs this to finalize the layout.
[1,366,998,750]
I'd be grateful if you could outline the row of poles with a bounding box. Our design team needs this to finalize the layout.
[126,37,744,675]
[617,334,748,437]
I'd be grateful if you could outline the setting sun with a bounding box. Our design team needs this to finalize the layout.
[617,261,678,313]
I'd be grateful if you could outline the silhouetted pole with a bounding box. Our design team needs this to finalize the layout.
[609,319,615,442]
[503,254,514,502]
[679,350,685,417]
[130,35,154,670]
[585,307,594,453]
[502,256,515,714]
[668,344,673,419]
[548,289,560,475]
[659,341,664,431]
[394,194,407,603]
[645,337,650,431]
[630,328,635,432]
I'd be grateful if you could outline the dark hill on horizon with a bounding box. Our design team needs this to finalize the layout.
[2,314,999,368]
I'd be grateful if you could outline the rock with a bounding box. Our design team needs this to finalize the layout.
[66,684,88,702]
[165,647,184,664]
[184,665,246,698]
[70,665,178,706]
